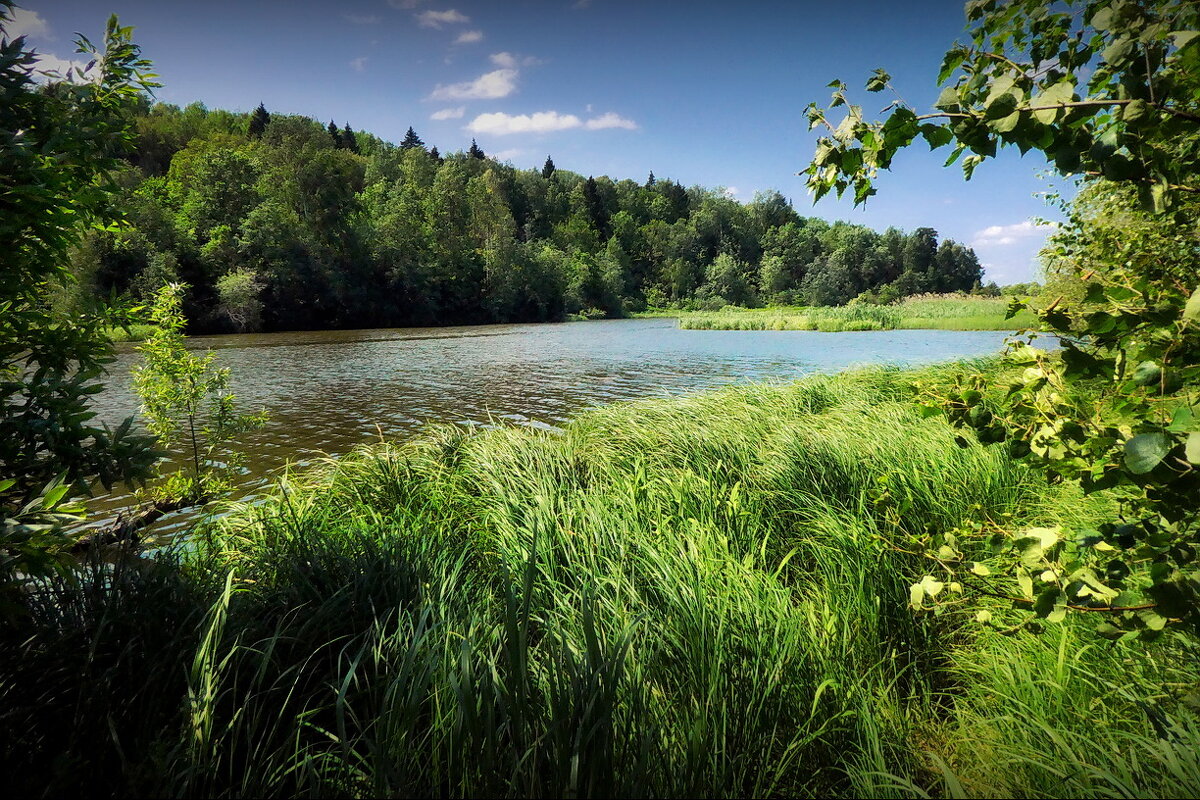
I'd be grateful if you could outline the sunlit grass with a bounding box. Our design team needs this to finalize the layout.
[1,361,1194,797]
[676,294,1039,332]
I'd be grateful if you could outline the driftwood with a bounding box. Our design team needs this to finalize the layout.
[71,495,208,552]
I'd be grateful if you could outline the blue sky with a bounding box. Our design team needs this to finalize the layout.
[11,0,1069,283]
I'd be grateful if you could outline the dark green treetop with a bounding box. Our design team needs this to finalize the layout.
[248,102,270,137]
[401,126,424,150]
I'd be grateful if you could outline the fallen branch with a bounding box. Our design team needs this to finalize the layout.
[72,494,208,552]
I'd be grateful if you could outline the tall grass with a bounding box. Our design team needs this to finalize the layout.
[676,294,1039,332]
[1,363,1195,797]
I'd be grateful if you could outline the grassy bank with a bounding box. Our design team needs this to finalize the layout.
[105,322,159,342]
[675,294,1039,332]
[2,363,1196,797]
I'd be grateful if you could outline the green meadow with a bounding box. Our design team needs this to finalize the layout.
[6,362,1196,798]
[674,294,1040,332]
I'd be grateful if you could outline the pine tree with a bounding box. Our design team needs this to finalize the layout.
[541,155,556,179]
[248,102,270,138]
[583,176,610,239]
[341,122,359,154]
[327,119,342,148]
[400,126,424,150]
[468,138,485,159]
[645,170,656,187]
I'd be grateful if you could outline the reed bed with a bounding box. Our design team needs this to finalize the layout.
[677,294,1039,332]
[1,363,1195,798]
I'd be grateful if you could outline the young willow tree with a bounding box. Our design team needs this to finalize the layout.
[804,0,1200,639]
[1,6,158,586]
[133,284,266,504]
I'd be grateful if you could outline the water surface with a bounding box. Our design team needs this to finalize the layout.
[91,318,1011,531]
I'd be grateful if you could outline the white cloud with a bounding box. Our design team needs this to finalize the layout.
[6,8,51,40]
[430,68,518,100]
[723,187,740,198]
[345,13,380,24]
[431,106,465,120]
[454,29,483,44]
[467,110,583,135]
[350,56,368,72]
[491,148,524,161]
[31,51,92,82]
[584,111,637,130]
[489,51,540,67]
[972,219,1056,247]
[465,109,638,136]
[417,9,469,28]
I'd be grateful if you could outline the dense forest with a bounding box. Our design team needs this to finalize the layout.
[68,100,985,333]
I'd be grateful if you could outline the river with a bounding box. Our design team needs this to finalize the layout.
[89,318,1012,534]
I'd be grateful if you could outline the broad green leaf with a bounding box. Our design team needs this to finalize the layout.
[1186,432,1200,465]
[1183,285,1200,324]
[1124,432,1172,474]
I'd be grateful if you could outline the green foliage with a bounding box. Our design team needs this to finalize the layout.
[805,0,1200,637]
[63,96,983,330]
[804,0,1200,209]
[215,269,263,332]
[1,6,158,584]
[132,284,266,502]
[3,363,1196,796]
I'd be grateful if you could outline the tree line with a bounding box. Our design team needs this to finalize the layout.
[64,99,985,333]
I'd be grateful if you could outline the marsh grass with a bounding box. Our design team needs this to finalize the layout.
[676,294,1039,332]
[1,363,1195,798]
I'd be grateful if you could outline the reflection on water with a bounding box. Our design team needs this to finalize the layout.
[89,318,1011,533]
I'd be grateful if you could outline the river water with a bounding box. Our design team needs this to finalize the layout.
[89,318,1012,533]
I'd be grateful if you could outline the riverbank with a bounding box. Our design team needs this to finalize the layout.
[4,360,1195,797]
[657,294,1039,332]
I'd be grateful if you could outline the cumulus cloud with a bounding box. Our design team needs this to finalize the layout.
[430,68,518,100]
[454,29,483,44]
[584,112,638,130]
[723,187,740,198]
[431,106,465,120]
[466,109,638,136]
[489,51,540,68]
[350,56,368,72]
[6,8,51,40]
[490,148,525,161]
[467,110,583,135]
[972,219,1056,247]
[417,9,469,28]
[29,52,92,82]
[345,13,380,24]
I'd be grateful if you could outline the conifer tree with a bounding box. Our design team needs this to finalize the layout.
[429,146,441,163]
[400,126,424,150]
[583,176,610,239]
[248,102,270,138]
[541,154,556,179]
[341,122,359,154]
[645,170,656,187]
[468,138,485,159]
[327,119,341,148]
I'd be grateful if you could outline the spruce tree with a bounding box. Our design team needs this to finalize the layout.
[248,102,270,138]
[541,154,556,179]
[468,138,485,159]
[583,176,610,239]
[429,146,441,163]
[341,122,359,154]
[400,126,424,150]
[645,170,656,187]
[327,119,341,148]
